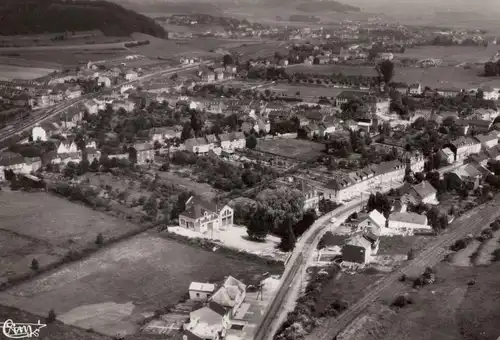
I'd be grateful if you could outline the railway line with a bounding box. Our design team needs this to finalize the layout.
[310,198,500,340]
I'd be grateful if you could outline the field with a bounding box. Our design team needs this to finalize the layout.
[256,138,325,161]
[394,44,498,64]
[0,191,141,280]
[0,64,56,81]
[0,231,282,336]
[287,63,500,89]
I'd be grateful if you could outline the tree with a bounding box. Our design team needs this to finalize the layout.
[279,221,297,252]
[95,233,104,245]
[476,88,484,99]
[180,122,193,142]
[46,309,57,323]
[31,258,39,271]
[246,206,271,241]
[484,61,498,77]
[255,187,305,233]
[143,194,158,219]
[223,54,233,67]
[246,134,257,149]
[376,60,395,84]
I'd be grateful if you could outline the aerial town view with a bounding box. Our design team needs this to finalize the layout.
[1,0,500,339]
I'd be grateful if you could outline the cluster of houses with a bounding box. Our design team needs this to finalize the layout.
[184,276,248,340]
[184,132,246,156]
[440,131,500,164]
[0,59,142,110]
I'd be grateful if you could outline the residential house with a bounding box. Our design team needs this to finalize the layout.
[179,196,234,234]
[85,148,100,163]
[401,180,438,205]
[185,138,211,154]
[189,282,217,301]
[11,92,33,107]
[387,212,430,235]
[125,70,138,81]
[201,71,216,83]
[335,91,367,108]
[485,144,500,161]
[83,99,99,114]
[206,101,226,114]
[229,132,246,150]
[451,164,483,190]
[131,143,154,164]
[357,209,387,236]
[475,132,498,149]
[473,108,498,121]
[65,85,82,99]
[57,140,78,155]
[225,64,237,73]
[470,151,490,167]
[62,107,84,129]
[408,83,423,95]
[32,126,47,142]
[255,119,271,134]
[209,276,246,317]
[24,156,42,173]
[97,76,112,88]
[457,119,492,134]
[149,127,182,143]
[263,102,283,115]
[112,100,135,112]
[302,123,320,139]
[341,233,379,265]
[296,180,319,212]
[218,134,232,150]
[379,52,394,60]
[446,137,482,162]
[375,96,390,115]
[480,86,499,100]
[0,152,31,180]
[436,87,462,98]
[318,122,336,137]
[439,147,455,164]
[183,304,230,340]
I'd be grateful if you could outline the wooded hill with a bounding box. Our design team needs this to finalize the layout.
[0,0,168,38]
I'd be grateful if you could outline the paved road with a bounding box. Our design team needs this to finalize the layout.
[0,63,204,144]
[308,196,500,340]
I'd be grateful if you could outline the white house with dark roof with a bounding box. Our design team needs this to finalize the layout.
[185,137,211,154]
[57,140,78,155]
[446,137,482,162]
[387,212,430,235]
[179,196,234,234]
[189,282,217,301]
[296,180,319,212]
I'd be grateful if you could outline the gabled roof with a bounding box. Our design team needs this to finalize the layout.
[475,132,498,144]
[366,209,386,228]
[453,164,482,178]
[189,282,216,293]
[134,143,153,151]
[411,180,437,200]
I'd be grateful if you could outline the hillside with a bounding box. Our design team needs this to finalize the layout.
[0,0,168,38]
[296,0,361,13]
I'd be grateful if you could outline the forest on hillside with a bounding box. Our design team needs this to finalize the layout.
[0,0,168,38]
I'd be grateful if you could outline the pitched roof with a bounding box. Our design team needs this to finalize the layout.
[189,282,216,293]
[388,212,427,225]
[134,143,153,151]
[475,132,498,144]
[366,209,386,228]
[411,180,437,199]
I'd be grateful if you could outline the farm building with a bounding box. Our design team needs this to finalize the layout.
[189,282,217,301]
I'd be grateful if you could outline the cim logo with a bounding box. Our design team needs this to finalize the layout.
[1,319,46,339]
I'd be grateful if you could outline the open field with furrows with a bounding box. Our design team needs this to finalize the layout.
[0,191,141,280]
[287,63,500,89]
[0,64,57,81]
[394,44,499,64]
[256,138,325,162]
[2,50,130,68]
[341,262,500,340]
[0,231,282,336]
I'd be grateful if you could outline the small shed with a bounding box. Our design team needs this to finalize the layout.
[189,282,216,301]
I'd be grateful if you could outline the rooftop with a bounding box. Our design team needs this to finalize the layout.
[388,212,427,225]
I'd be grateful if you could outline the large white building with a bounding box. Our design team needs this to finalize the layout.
[32,126,47,142]
[387,212,430,235]
[179,197,234,235]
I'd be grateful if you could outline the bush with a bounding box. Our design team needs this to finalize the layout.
[46,309,56,323]
[392,294,413,308]
[31,258,39,271]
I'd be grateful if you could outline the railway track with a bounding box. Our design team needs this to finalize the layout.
[310,200,499,340]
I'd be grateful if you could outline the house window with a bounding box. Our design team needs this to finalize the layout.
[196,293,200,297]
